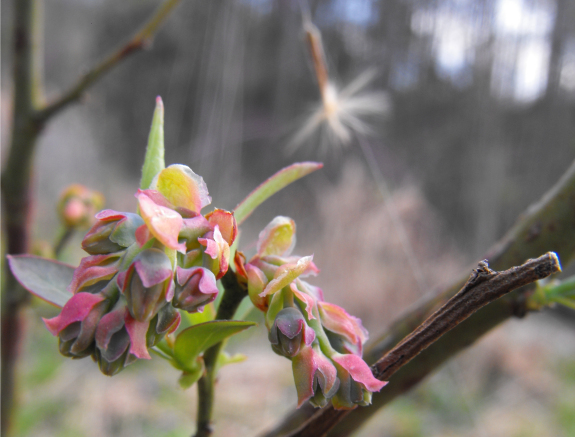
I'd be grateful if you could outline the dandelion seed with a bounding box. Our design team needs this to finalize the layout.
[287,20,390,154]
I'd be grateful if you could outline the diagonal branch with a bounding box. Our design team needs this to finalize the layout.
[34,0,183,123]
[286,253,561,437]
[260,159,575,437]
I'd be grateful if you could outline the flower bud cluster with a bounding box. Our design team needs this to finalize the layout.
[236,216,387,409]
[57,184,104,229]
[44,165,237,376]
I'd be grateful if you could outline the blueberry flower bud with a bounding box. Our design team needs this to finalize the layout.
[318,301,368,356]
[118,248,174,322]
[173,266,219,312]
[82,210,144,255]
[57,184,104,229]
[269,307,315,358]
[68,253,121,294]
[292,343,339,408]
[146,304,181,347]
[330,354,387,409]
[93,298,138,376]
[44,292,109,359]
[44,280,120,359]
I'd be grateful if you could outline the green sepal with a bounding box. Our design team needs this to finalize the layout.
[265,288,285,330]
[178,357,205,389]
[140,97,166,190]
[233,162,323,225]
[7,255,74,308]
[173,320,256,371]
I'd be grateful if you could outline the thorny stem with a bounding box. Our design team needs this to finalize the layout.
[194,269,248,437]
[1,0,182,434]
[286,253,561,437]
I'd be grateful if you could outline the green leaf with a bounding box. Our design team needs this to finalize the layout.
[233,162,323,225]
[178,358,205,389]
[174,320,255,370]
[152,339,175,359]
[140,96,166,190]
[546,275,575,299]
[216,351,247,372]
[185,302,216,325]
[7,255,74,308]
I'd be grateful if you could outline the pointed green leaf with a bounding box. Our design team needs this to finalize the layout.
[7,255,74,308]
[174,320,255,370]
[546,275,575,299]
[216,351,247,372]
[178,358,205,389]
[234,162,323,225]
[140,96,166,190]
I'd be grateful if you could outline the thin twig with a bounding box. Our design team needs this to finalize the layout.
[286,252,561,437]
[53,227,75,259]
[194,269,248,437]
[34,0,183,122]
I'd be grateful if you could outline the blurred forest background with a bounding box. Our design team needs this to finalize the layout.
[2,0,575,436]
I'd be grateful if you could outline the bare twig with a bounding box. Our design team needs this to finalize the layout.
[285,253,561,437]
[53,227,75,258]
[35,0,183,122]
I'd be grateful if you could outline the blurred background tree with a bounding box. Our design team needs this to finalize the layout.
[1,0,574,436]
[4,0,573,251]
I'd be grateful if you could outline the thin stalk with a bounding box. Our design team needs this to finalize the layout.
[53,227,75,259]
[194,269,247,437]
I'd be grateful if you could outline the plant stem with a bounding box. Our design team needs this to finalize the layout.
[194,269,247,437]
[53,227,75,259]
[286,253,561,437]
[1,1,43,434]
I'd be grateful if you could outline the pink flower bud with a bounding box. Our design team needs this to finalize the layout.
[173,266,219,312]
[269,307,315,358]
[330,354,387,409]
[199,225,230,279]
[318,301,368,356]
[82,210,144,255]
[58,184,104,229]
[68,253,121,294]
[118,248,174,322]
[292,343,340,408]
